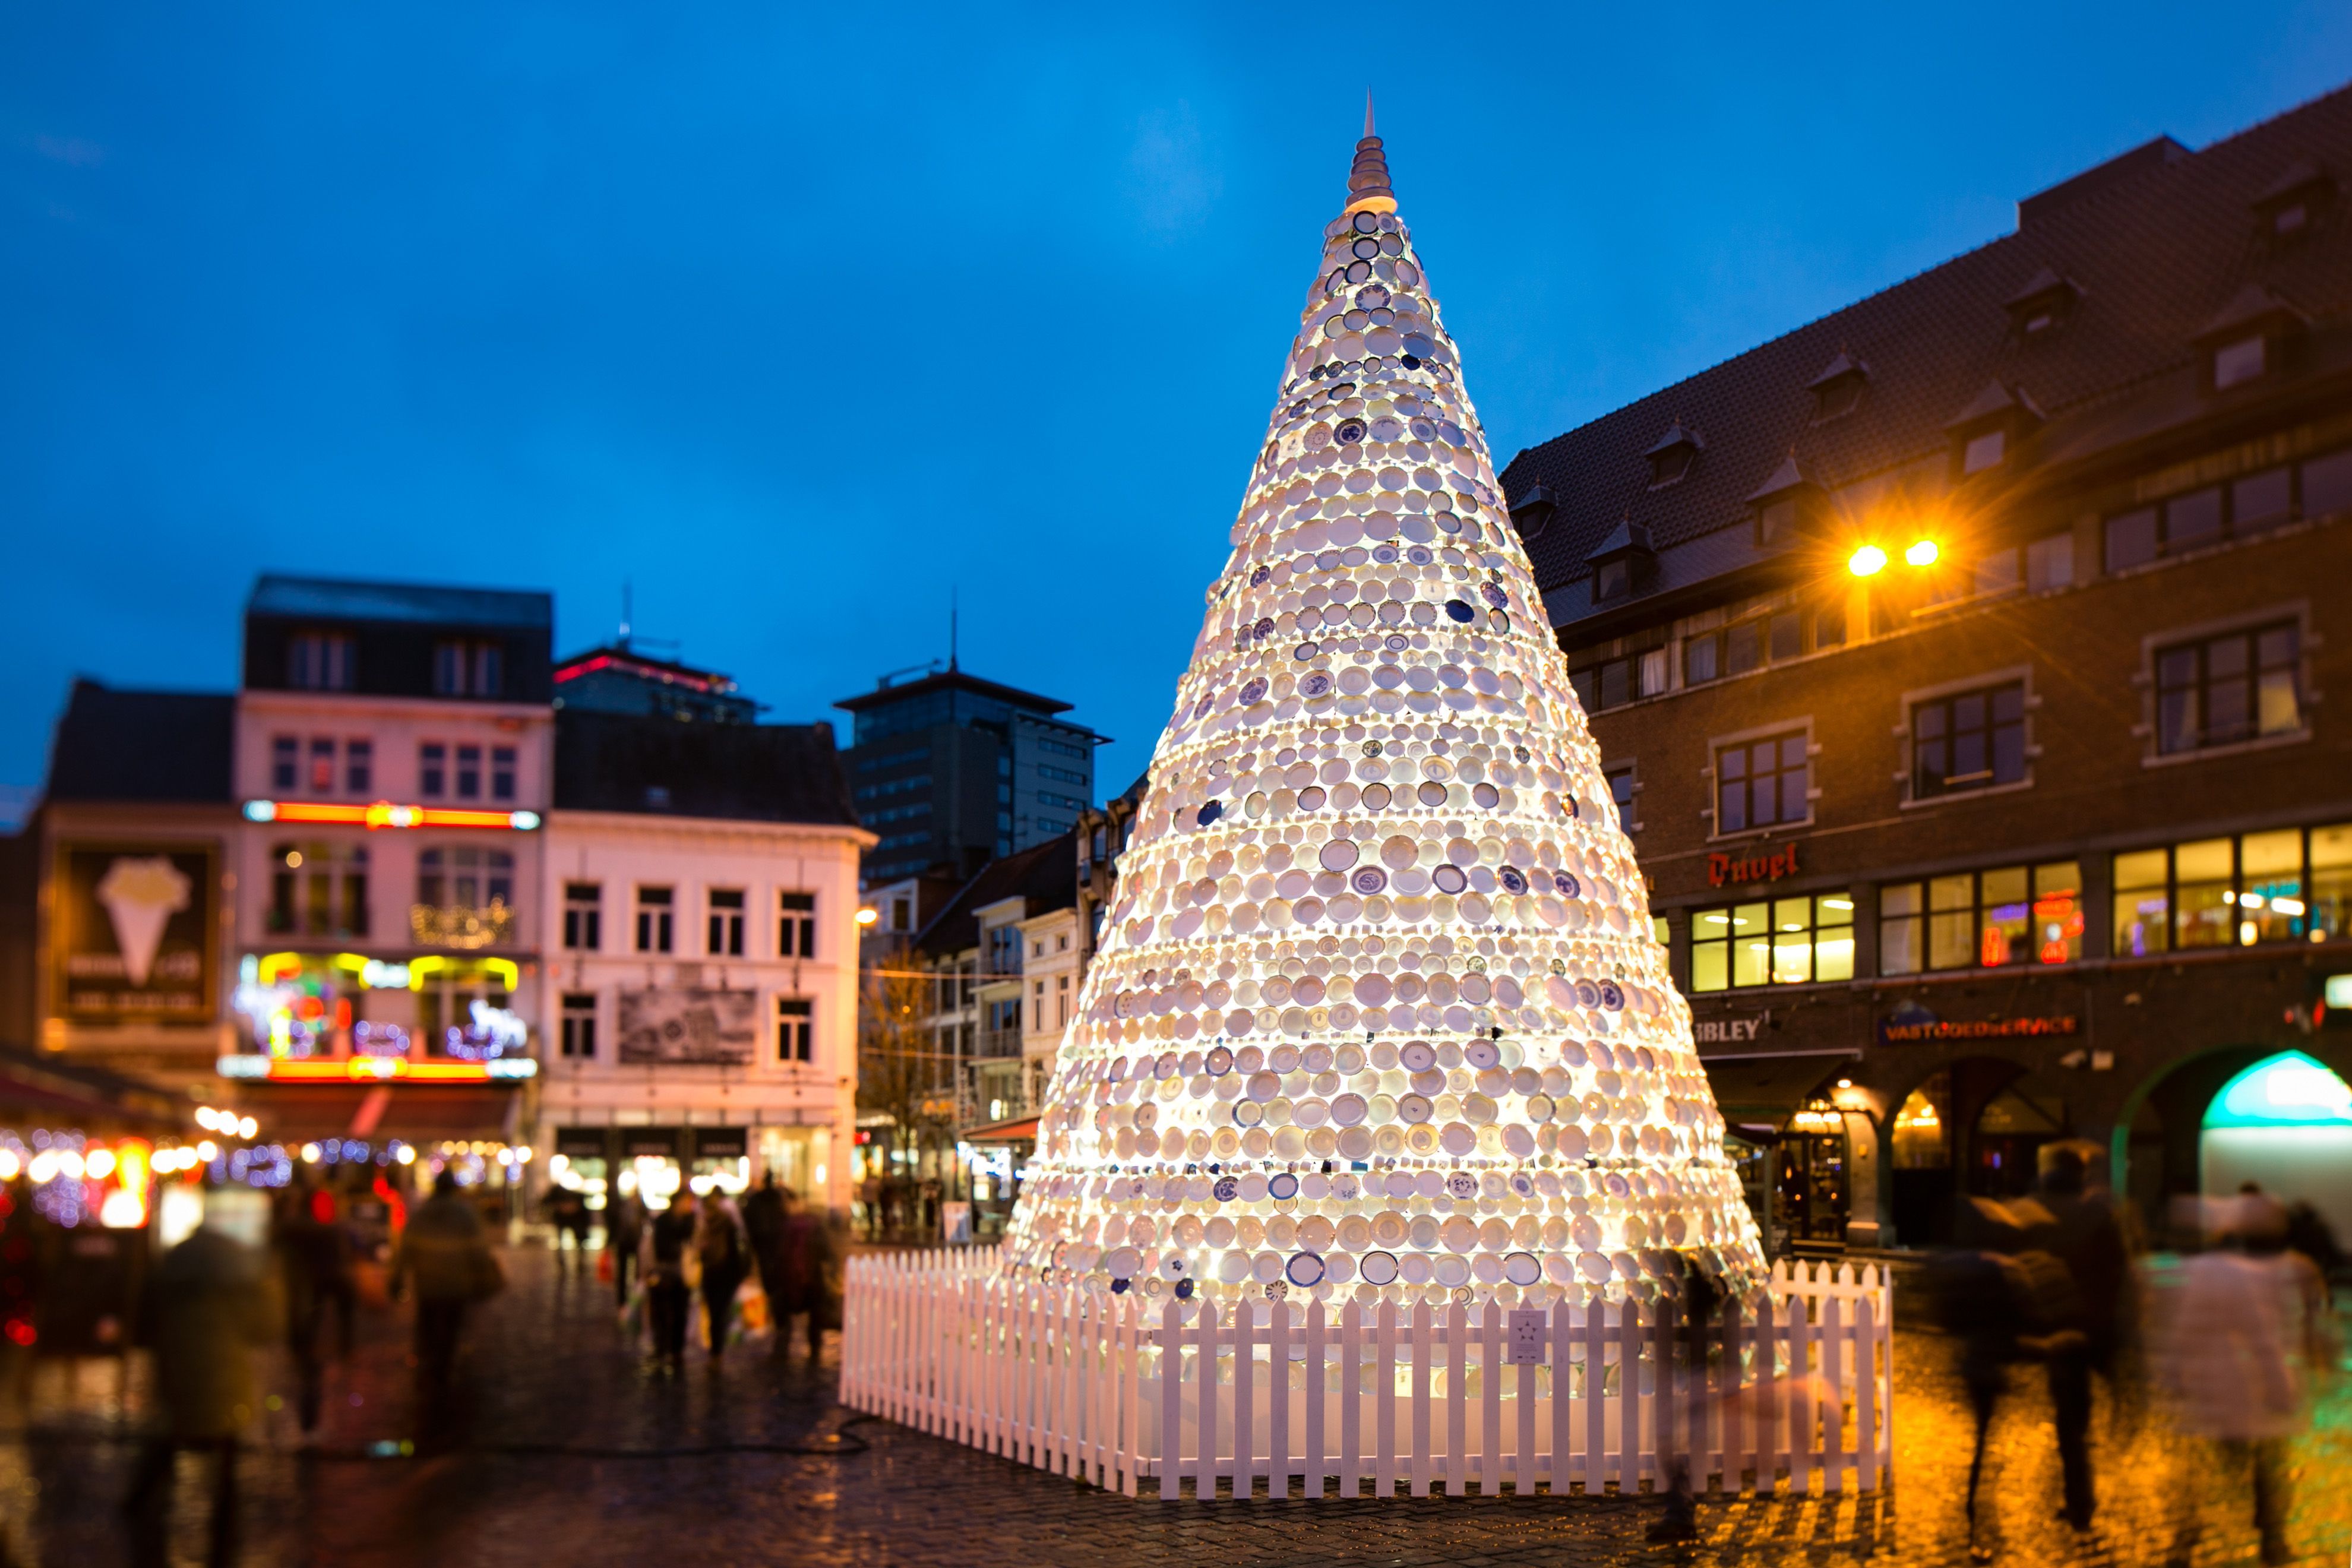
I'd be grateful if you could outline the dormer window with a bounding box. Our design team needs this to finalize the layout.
[2196,284,2303,395]
[1804,353,1869,422]
[1642,421,1702,488]
[2003,268,2082,340]
[1508,484,1556,542]
[1745,453,1823,545]
[1945,381,2040,483]
[2250,159,2334,248]
[1583,518,1655,604]
[2213,334,2266,390]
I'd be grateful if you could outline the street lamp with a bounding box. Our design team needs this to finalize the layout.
[1847,544,1888,577]
[1904,539,1939,566]
[856,907,880,927]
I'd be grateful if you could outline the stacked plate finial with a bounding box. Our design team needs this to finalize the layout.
[1000,123,1766,1316]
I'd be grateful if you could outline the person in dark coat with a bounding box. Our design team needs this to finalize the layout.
[607,1187,646,1309]
[695,1191,751,1366]
[742,1171,789,1348]
[639,1189,698,1373]
[273,1173,355,1437]
[771,1187,840,1360]
[391,1171,504,1403]
[123,1223,273,1567]
[2019,1140,2137,1532]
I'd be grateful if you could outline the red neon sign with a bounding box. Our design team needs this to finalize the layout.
[243,800,539,831]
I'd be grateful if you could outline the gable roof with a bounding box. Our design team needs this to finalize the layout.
[552,711,858,827]
[46,681,235,805]
[911,833,1078,959]
[1500,83,2352,610]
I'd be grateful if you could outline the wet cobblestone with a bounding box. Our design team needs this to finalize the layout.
[0,1243,2344,1566]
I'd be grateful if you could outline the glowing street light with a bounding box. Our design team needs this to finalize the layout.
[855,907,880,927]
[1847,544,1888,577]
[1905,539,1940,566]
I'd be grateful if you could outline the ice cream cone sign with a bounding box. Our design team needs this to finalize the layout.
[96,856,192,987]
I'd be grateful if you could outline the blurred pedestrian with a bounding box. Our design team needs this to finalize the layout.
[640,1188,698,1374]
[1646,1256,1721,1544]
[608,1185,646,1310]
[122,1221,271,1567]
[696,1187,751,1364]
[272,1173,355,1439]
[390,1170,505,1407]
[2018,1141,2135,1531]
[858,1172,883,1242]
[742,1172,788,1328]
[771,1186,840,1360]
[2161,1195,2329,1566]
[548,1184,591,1275]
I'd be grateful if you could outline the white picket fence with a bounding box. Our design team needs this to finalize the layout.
[842,1251,1892,1500]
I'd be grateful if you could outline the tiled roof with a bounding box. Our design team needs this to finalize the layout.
[46,681,235,804]
[249,575,552,630]
[1501,83,2352,606]
[912,833,1078,959]
[552,711,858,827]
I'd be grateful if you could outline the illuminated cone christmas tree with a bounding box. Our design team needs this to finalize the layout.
[1004,111,1764,1311]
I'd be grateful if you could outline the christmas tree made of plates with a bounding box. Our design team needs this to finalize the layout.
[1003,112,1765,1313]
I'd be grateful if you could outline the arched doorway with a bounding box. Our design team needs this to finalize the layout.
[1886,1057,2073,1242]
[2201,1050,2352,1242]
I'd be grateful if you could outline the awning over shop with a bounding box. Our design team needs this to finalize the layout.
[233,1083,519,1143]
[961,1115,1039,1145]
[1700,1049,1858,1125]
[0,1045,187,1134]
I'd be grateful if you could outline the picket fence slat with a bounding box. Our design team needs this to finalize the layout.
[839,1250,1893,1503]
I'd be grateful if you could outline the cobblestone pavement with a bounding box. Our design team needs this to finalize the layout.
[0,1243,2344,1566]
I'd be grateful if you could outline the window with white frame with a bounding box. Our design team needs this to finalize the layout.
[562,882,601,951]
[778,892,815,958]
[636,886,674,953]
[707,889,745,957]
[1910,679,2027,799]
[559,992,597,1059]
[776,997,813,1062]
[2155,620,2302,754]
[1712,728,1810,834]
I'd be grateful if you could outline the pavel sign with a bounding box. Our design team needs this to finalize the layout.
[1001,121,1765,1313]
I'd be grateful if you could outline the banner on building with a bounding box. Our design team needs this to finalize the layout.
[617,988,758,1066]
[52,844,218,1020]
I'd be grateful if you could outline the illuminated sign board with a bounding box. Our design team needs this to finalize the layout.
[53,844,219,1021]
[1706,843,1800,889]
[1877,1014,2080,1045]
[216,1056,536,1083]
[2205,1050,2352,1128]
[242,800,540,831]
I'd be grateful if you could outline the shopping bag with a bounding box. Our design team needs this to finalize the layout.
[736,1279,771,1336]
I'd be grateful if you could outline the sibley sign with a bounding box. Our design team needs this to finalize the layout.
[1693,1014,1770,1045]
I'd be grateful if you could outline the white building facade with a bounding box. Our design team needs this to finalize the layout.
[535,713,867,1214]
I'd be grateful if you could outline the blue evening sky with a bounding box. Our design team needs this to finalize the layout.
[4,5,2346,817]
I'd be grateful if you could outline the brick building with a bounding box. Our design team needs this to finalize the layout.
[1500,86,2352,1249]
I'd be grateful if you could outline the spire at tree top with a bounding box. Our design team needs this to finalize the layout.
[1346,104,1394,215]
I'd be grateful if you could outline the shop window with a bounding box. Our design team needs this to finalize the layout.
[1892,1080,1949,1168]
[2111,824,2350,955]
[708,889,745,957]
[346,739,372,795]
[1879,861,2079,973]
[562,882,602,951]
[268,840,370,938]
[1690,892,1851,992]
[559,993,598,1059]
[272,736,299,792]
[777,997,813,1062]
[779,892,816,958]
[1910,681,2026,799]
[2156,621,2301,753]
[414,846,515,948]
[287,632,355,692]
[1714,729,1810,834]
[491,746,516,802]
[419,742,446,798]
[2026,530,2075,592]
[416,968,520,1058]
[636,886,674,954]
